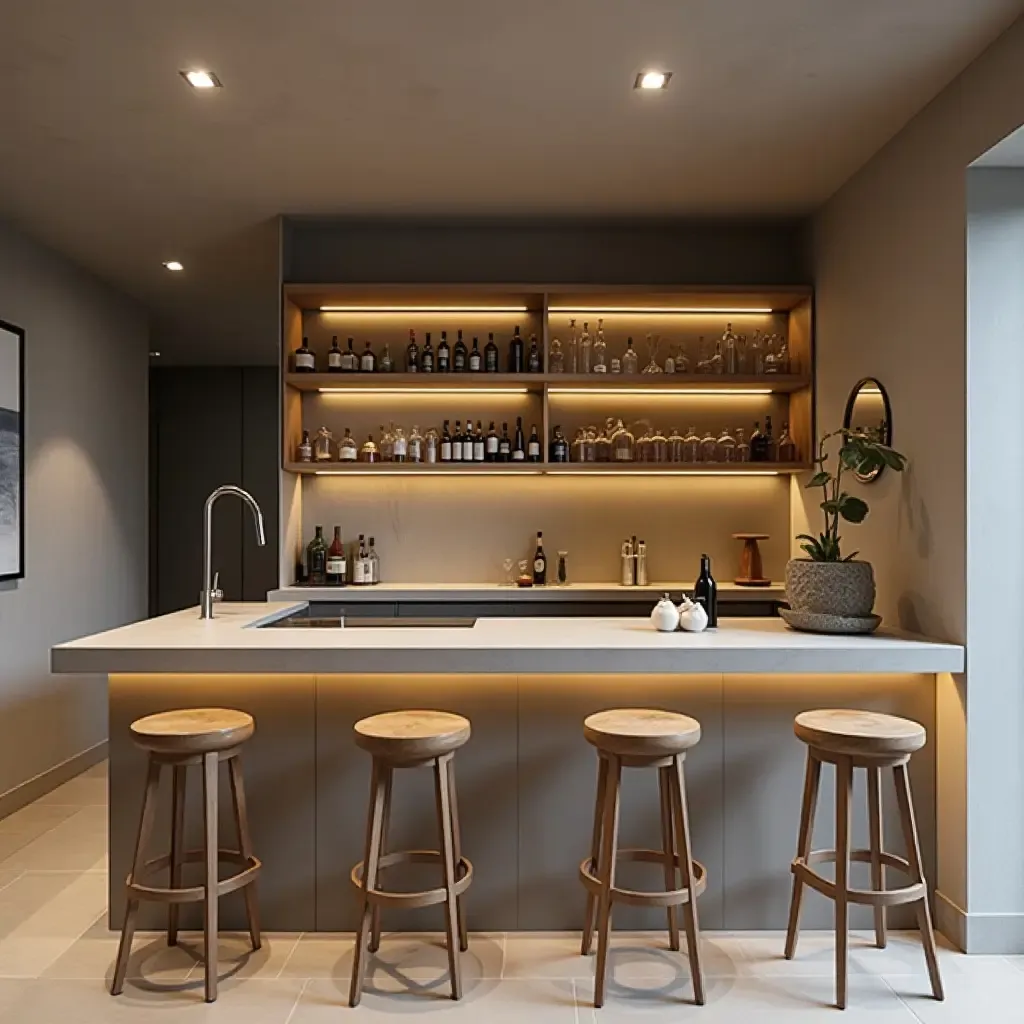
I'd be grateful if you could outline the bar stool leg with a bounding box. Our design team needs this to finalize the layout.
[434,754,462,1000]
[228,755,261,952]
[834,755,853,1010]
[350,760,387,1008]
[201,751,220,1003]
[112,757,162,995]
[446,757,469,952]
[369,765,392,954]
[784,751,822,959]
[593,754,622,1009]
[658,765,680,952]
[893,763,944,1001]
[867,766,887,949]
[671,754,705,1005]
[167,765,186,947]
[581,754,609,956]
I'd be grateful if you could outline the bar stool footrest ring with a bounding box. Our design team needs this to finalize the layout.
[579,848,707,908]
[351,849,473,909]
[126,849,261,904]
[793,848,925,907]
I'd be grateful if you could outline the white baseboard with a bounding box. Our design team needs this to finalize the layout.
[936,889,1024,953]
[0,740,108,820]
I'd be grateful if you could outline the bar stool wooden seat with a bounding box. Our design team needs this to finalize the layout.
[784,708,944,1009]
[349,710,473,1007]
[579,709,707,1008]
[112,708,261,1003]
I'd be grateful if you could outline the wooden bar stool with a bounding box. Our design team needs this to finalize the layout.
[111,708,261,1003]
[784,709,944,1009]
[349,710,473,1007]
[579,709,707,1008]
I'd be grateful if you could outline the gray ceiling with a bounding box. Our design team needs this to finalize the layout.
[1,0,1022,363]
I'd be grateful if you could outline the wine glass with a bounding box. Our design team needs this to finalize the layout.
[502,558,515,586]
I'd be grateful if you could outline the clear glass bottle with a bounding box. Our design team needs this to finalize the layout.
[776,334,792,373]
[750,330,765,374]
[579,320,592,373]
[592,318,607,372]
[338,427,358,462]
[378,424,394,462]
[297,429,313,462]
[360,342,377,373]
[776,420,797,463]
[635,425,653,462]
[359,433,378,463]
[709,341,724,374]
[736,333,749,374]
[595,421,612,462]
[571,428,586,463]
[699,427,718,462]
[682,426,701,463]
[717,427,736,462]
[314,426,334,462]
[622,337,639,374]
[611,419,635,461]
[668,427,685,462]
[567,318,579,373]
[583,425,598,462]
[392,425,407,462]
[674,341,690,374]
[722,322,738,374]
[408,424,423,463]
[650,425,668,463]
[735,426,751,462]
[549,338,565,373]
[763,334,779,374]
[424,427,439,463]
[379,344,393,373]
[642,333,664,374]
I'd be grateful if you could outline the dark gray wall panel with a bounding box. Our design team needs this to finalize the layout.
[241,367,281,601]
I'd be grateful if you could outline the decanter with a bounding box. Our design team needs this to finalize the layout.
[674,341,690,373]
[595,422,612,462]
[635,425,653,462]
[592,318,608,373]
[668,427,685,462]
[314,426,334,462]
[709,341,724,374]
[699,427,718,462]
[579,321,592,373]
[682,426,701,462]
[717,427,736,462]
[549,337,565,373]
[611,418,635,461]
[735,426,751,462]
[359,434,379,463]
[622,337,639,374]
[378,423,395,462]
[650,426,668,463]
[567,318,579,373]
[338,427,358,461]
[641,333,664,374]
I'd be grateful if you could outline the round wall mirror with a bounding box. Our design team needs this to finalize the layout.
[843,377,892,483]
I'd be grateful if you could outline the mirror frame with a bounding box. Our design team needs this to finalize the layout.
[843,377,892,484]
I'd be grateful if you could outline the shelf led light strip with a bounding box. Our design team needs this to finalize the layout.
[312,467,780,477]
[547,306,775,315]
[547,387,773,396]
[315,468,542,476]
[318,387,530,395]
[545,469,781,477]
[319,305,528,313]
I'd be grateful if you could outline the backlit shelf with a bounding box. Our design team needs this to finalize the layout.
[285,461,809,476]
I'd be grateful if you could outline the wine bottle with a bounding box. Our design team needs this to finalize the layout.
[421,332,435,373]
[360,341,376,373]
[438,330,451,372]
[550,425,569,462]
[326,526,347,586]
[406,329,420,372]
[473,420,485,462]
[527,333,541,372]
[763,415,775,462]
[352,534,367,586]
[749,421,767,462]
[485,421,499,462]
[484,332,499,372]
[294,336,315,372]
[452,419,464,461]
[527,423,542,463]
[509,325,524,373]
[454,330,468,372]
[368,537,380,584]
[469,336,482,372]
[342,337,358,372]
[463,417,475,462]
[693,553,718,627]
[499,421,511,461]
[533,531,548,586]
[441,419,452,462]
[306,525,327,585]
[327,336,343,372]
[512,417,526,461]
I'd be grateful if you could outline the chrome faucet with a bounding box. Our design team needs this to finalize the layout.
[200,485,266,619]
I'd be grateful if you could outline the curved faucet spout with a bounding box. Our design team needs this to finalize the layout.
[200,485,266,619]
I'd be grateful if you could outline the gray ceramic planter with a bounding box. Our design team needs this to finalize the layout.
[785,559,876,617]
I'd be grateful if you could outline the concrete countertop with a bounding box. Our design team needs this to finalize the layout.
[51,602,965,676]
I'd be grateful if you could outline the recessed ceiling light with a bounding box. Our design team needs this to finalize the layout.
[162,260,184,272]
[635,70,671,90]
[149,351,162,358]
[180,69,222,89]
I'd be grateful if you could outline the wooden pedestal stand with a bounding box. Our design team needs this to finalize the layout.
[734,533,771,587]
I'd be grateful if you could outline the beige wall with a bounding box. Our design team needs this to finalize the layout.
[0,219,148,808]
[810,15,1024,948]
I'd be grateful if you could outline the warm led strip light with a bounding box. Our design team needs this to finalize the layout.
[319,305,529,313]
[546,469,782,476]
[547,306,775,315]
[318,387,530,395]
[547,387,773,396]
[312,467,780,477]
[315,468,540,476]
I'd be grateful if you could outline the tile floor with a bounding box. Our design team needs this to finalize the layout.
[0,761,1022,1020]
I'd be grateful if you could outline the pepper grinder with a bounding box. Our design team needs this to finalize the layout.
[635,540,649,586]
[620,537,636,586]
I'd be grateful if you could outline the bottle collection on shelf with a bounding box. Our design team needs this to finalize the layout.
[292,327,542,374]
[300,525,381,587]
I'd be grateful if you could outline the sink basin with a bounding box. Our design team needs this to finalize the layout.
[261,614,476,629]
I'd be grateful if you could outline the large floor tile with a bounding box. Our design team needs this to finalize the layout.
[277,933,353,979]
[180,931,303,982]
[292,976,577,1021]
[35,775,108,807]
[884,956,1024,1022]
[0,803,80,836]
[1,812,108,872]
[503,931,593,979]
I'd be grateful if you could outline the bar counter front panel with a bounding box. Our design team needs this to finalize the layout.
[108,670,936,934]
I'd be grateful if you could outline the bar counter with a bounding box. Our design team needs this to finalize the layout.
[51,604,962,935]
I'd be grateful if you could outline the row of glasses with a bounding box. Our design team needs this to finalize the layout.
[502,554,569,585]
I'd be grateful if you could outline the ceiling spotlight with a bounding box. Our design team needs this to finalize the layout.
[635,70,671,90]
[180,69,222,89]
[149,351,162,358]
[162,260,184,272]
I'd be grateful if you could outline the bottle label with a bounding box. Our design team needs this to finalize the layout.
[534,558,545,574]
[326,556,345,575]
[340,446,357,461]
[454,354,465,370]
[486,436,499,454]
[452,440,463,460]
[361,355,374,371]
[470,355,481,370]
[512,450,525,461]
[409,439,421,461]
[295,352,314,369]
[500,441,511,455]
[485,354,497,371]
[528,441,541,457]
[474,441,485,461]
[353,561,365,584]
[394,438,407,457]
[441,441,452,461]
[328,352,342,369]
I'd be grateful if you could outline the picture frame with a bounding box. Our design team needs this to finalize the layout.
[0,318,25,582]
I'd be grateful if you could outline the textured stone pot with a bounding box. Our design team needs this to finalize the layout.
[785,559,876,617]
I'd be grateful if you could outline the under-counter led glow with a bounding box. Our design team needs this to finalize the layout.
[318,387,530,395]
[319,305,529,314]
[547,387,773,396]
[548,306,774,315]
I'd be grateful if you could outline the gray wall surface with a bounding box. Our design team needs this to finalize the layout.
[808,13,1024,949]
[0,218,148,807]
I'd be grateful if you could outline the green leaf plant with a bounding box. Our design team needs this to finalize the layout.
[796,429,907,562]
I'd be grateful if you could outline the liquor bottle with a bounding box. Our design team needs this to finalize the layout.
[592,318,607,372]
[776,421,797,463]
[469,336,482,372]
[297,429,313,462]
[463,418,476,462]
[421,332,435,373]
[722,323,738,375]
[749,421,768,462]
[498,422,512,461]
[484,332,499,372]
[735,425,751,462]
[438,331,451,372]
[393,426,408,462]
[533,531,548,585]
[360,341,376,373]
[550,425,569,462]
[512,417,526,461]
[762,415,775,461]
[693,553,718,628]
[454,330,468,372]
[406,329,420,372]
[622,337,639,374]
[509,325,524,373]
[326,526,347,586]
[485,421,499,462]
[328,336,343,371]
[306,525,328,585]
[579,321,592,373]
[338,427,357,461]
[379,344,393,373]
[368,537,380,584]
[567,318,579,373]
[294,336,315,372]
[527,334,541,372]
[352,535,367,586]
[472,420,484,461]
[409,424,423,463]
[527,423,542,463]
[441,420,453,462]
[451,420,464,461]
[342,337,358,371]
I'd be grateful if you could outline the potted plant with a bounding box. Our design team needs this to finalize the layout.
[785,429,907,624]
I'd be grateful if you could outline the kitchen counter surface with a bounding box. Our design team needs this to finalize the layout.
[52,602,964,675]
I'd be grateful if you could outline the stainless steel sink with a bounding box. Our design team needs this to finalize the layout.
[261,614,476,629]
